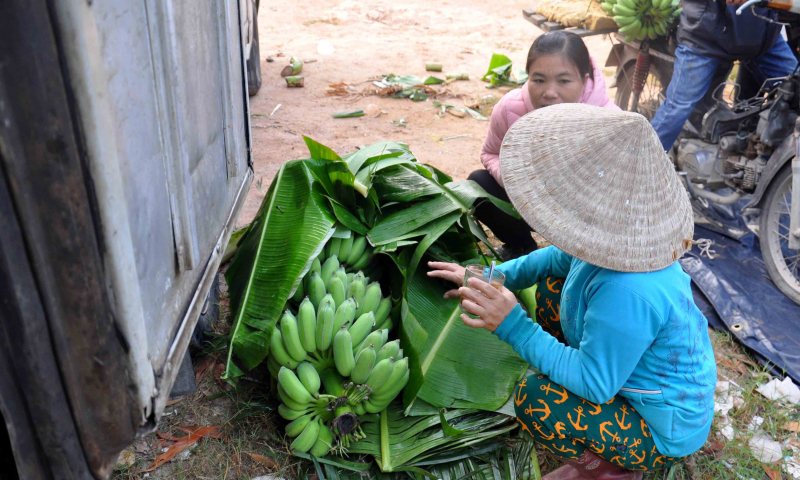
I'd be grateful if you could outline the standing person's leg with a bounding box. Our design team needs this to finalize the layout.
[650,45,721,151]
[468,170,536,252]
[744,36,799,84]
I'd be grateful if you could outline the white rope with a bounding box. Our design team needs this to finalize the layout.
[692,238,716,259]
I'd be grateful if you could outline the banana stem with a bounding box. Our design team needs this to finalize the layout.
[379,408,392,472]
[353,180,369,198]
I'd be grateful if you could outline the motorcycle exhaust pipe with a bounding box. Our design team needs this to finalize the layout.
[678,171,743,205]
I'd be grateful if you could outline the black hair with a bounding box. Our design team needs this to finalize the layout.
[525,31,594,81]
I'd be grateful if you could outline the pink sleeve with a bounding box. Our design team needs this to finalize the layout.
[481,97,510,187]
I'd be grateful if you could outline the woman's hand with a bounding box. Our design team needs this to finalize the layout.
[427,261,466,299]
[458,277,519,332]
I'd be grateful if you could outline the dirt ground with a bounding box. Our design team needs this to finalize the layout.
[238,0,617,229]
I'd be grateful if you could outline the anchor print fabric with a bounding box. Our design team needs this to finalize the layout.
[534,276,567,346]
[515,373,682,471]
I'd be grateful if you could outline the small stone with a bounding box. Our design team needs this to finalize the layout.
[365,104,381,117]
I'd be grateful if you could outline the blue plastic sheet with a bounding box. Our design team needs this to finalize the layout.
[681,225,800,381]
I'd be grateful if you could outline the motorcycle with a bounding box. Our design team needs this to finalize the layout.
[607,0,800,304]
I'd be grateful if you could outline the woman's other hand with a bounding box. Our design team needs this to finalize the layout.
[458,277,518,332]
[427,261,466,299]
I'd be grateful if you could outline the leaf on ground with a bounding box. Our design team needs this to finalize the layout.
[157,431,183,442]
[116,451,135,468]
[701,440,725,458]
[194,356,216,383]
[783,422,800,432]
[763,465,781,480]
[145,426,220,472]
[177,426,224,439]
[166,397,184,406]
[248,453,281,469]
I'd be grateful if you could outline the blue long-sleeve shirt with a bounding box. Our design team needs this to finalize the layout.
[494,246,716,457]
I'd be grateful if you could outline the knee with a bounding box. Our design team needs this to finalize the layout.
[467,169,489,183]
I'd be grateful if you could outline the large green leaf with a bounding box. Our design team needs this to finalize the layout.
[368,195,462,245]
[400,267,528,411]
[347,403,517,472]
[224,160,336,378]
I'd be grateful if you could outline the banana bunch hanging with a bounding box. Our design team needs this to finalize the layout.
[601,0,682,41]
[267,230,410,456]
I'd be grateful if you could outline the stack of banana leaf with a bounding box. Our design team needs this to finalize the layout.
[223,137,538,478]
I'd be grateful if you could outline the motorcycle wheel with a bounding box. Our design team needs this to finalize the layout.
[759,164,800,305]
[615,60,672,121]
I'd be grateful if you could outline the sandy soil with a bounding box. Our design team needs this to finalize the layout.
[238,0,617,228]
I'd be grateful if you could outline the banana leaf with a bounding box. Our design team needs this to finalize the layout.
[223,160,336,380]
[368,166,517,246]
[400,266,528,412]
[346,403,518,472]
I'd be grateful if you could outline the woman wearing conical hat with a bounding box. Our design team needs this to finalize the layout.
[429,104,716,480]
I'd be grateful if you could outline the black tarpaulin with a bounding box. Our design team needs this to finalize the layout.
[681,225,800,382]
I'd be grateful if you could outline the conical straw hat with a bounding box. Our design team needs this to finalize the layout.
[499,103,694,273]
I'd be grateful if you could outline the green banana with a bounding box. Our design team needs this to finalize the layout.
[364,399,387,414]
[278,366,313,404]
[290,418,320,453]
[350,247,373,271]
[357,329,385,354]
[351,344,376,384]
[291,279,305,303]
[601,2,614,14]
[270,329,300,369]
[376,340,400,364]
[613,4,636,16]
[332,297,356,333]
[279,403,310,420]
[333,326,355,377]
[370,370,409,404]
[327,277,346,309]
[310,257,322,275]
[309,423,334,457]
[278,384,311,411]
[334,267,348,292]
[380,328,389,347]
[346,235,366,265]
[338,235,354,262]
[614,15,637,26]
[377,317,393,332]
[320,255,339,286]
[374,297,391,325]
[366,357,395,392]
[354,402,366,416]
[307,271,327,310]
[297,362,321,398]
[280,310,307,363]
[373,357,408,397]
[359,282,382,318]
[285,412,315,437]
[316,300,335,352]
[347,273,366,312]
[618,19,641,34]
[349,312,375,348]
[326,238,341,259]
[297,298,317,353]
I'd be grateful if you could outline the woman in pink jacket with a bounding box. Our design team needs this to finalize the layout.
[469,31,620,260]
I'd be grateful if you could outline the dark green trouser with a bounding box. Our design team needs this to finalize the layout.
[515,278,683,472]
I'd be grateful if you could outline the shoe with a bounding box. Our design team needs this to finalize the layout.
[544,451,644,480]
[495,243,536,262]
[542,463,585,479]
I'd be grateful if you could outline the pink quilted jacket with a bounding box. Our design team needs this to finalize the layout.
[480,58,620,186]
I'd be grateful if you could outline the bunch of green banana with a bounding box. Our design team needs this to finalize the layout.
[318,231,375,272]
[600,0,682,42]
[277,366,339,455]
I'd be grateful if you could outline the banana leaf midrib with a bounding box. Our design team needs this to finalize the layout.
[420,302,462,374]
[224,162,285,378]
